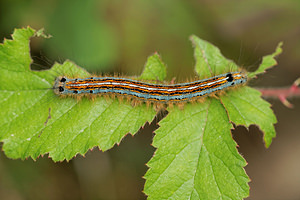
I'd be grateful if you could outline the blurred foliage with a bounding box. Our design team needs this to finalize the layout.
[0,0,299,199]
[1,0,298,77]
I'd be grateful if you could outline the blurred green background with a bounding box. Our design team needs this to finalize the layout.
[0,0,299,199]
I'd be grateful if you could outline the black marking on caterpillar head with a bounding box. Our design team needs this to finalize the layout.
[60,77,66,82]
[226,73,233,82]
[59,86,64,92]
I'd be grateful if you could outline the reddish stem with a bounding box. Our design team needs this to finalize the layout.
[257,78,300,108]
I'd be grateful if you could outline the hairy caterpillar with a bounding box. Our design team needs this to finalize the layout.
[53,71,247,103]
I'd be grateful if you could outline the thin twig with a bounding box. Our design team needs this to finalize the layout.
[257,78,300,108]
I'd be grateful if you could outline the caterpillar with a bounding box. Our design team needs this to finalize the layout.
[53,71,247,103]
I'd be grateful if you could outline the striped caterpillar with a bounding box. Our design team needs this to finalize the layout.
[53,71,247,104]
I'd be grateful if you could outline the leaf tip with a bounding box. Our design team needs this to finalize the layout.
[35,28,52,39]
[250,41,283,78]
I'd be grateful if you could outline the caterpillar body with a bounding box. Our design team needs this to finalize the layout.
[53,71,247,103]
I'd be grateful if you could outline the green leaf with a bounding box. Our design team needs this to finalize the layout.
[0,27,156,161]
[144,35,279,199]
[144,100,249,199]
[220,87,277,147]
[248,42,283,78]
[0,27,35,72]
[190,35,239,78]
[1,29,280,199]
[139,53,167,81]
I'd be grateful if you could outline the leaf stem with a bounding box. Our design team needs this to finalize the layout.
[257,78,300,108]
